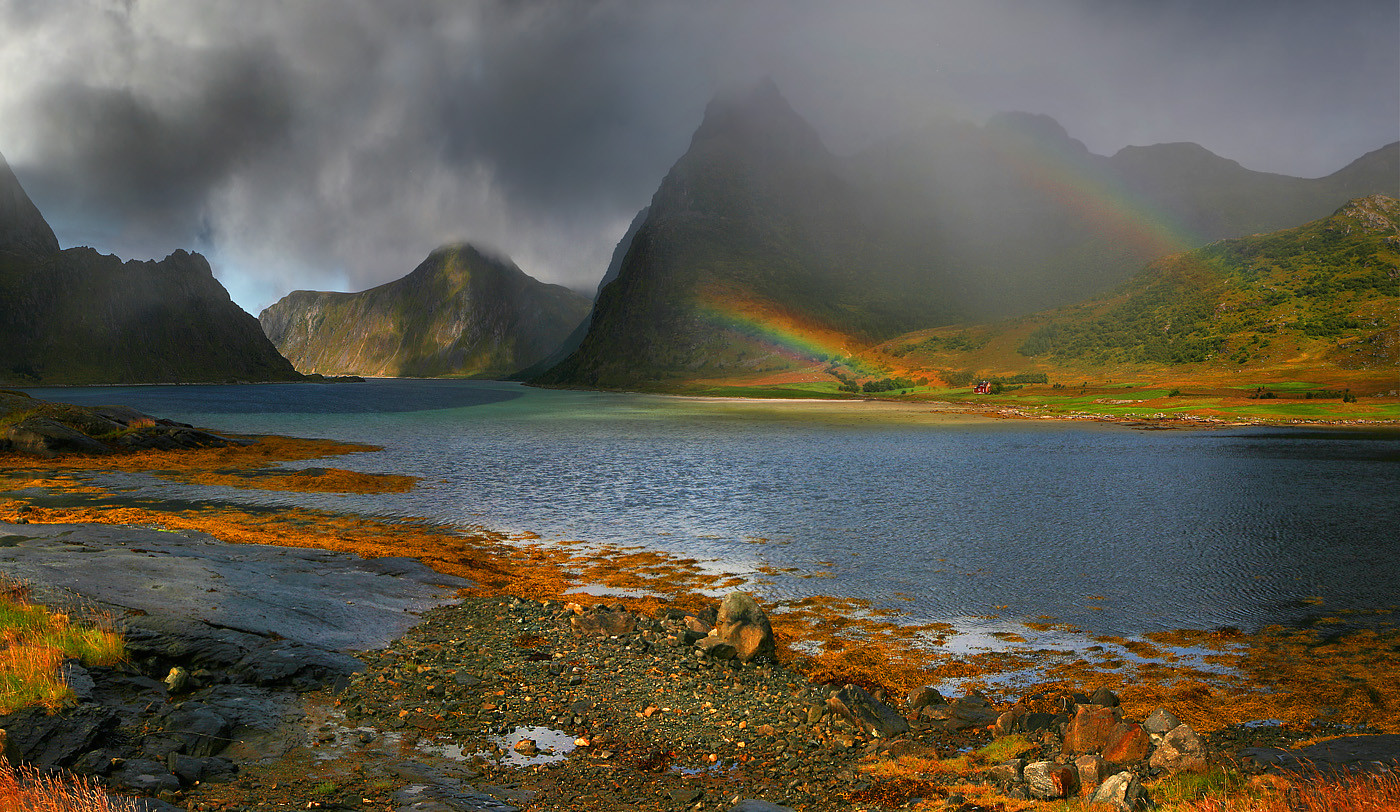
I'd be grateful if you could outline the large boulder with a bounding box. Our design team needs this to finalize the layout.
[1024,761,1078,800]
[1102,722,1151,766]
[715,591,776,663]
[1149,723,1208,774]
[1090,771,1151,811]
[1143,707,1182,735]
[1064,704,1121,753]
[826,684,910,739]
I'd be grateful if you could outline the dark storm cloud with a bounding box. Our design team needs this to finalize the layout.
[31,41,292,227]
[0,0,1394,312]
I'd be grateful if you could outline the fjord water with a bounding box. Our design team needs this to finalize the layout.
[25,380,1400,639]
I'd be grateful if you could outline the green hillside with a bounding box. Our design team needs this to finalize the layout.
[1013,194,1399,372]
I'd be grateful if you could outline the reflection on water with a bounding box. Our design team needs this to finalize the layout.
[24,379,1400,639]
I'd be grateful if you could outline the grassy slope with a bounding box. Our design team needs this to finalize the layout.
[663,196,1400,422]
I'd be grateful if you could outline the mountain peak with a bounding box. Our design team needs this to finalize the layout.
[690,79,826,161]
[0,150,61,258]
[984,112,1090,158]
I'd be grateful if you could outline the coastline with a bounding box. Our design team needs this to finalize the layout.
[2,406,1398,808]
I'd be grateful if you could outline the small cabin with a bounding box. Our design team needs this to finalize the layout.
[974,380,991,394]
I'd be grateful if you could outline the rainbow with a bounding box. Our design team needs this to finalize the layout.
[980,121,1207,259]
[695,293,858,364]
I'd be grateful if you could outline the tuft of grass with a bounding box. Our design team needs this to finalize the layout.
[1176,769,1400,812]
[0,758,141,811]
[1150,766,1247,807]
[0,579,124,714]
[975,734,1036,764]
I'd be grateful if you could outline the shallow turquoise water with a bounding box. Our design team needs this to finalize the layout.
[22,379,1400,638]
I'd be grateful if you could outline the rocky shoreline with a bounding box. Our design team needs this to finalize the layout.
[3,564,1394,812]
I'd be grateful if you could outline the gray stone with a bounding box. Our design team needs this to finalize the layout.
[988,758,1024,785]
[110,758,181,795]
[160,702,232,757]
[1149,723,1207,774]
[1024,761,1077,800]
[716,591,776,663]
[1143,707,1182,735]
[827,684,910,739]
[696,636,738,659]
[0,704,116,768]
[1075,753,1106,791]
[906,686,945,710]
[62,659,95,702]
[1089,771,1150,811]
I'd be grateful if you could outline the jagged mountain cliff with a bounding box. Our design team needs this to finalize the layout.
[259,244,591,379]
[0,151,301,385]
[536,83,1399,390]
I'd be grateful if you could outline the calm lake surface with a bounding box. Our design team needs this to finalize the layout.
[21,379,1400,640]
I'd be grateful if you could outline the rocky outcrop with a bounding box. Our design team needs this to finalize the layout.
[0,392,241,458]
[259,244,591,379]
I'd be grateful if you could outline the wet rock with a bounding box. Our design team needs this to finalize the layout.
[159,702,232,757]
[513,739,537,756]
[947,695,998,730]
[1143,707,1182,735]
[168,752,237,785]
[1102,722,1150,766]
[1064,704,1121,754]
[1018,711,1062,734]
[1089,770,1150,811]
[110,758,181,795]
[0,704,117,769]
[728,801,797,812]
[1075,753,1106,791]
[906,686,945,711]
[1024,760,1078,800]
[1150,723,1208,774]
[393,780,522,811]
[71,749,123,776]
[1090,687,1121,707]
[233,639,362,689]
[827,684,910,739]
[696,636,738,660]
[62,660,95,702]
[716,591,776,663]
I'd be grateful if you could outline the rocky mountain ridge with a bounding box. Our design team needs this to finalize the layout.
[0,151,302,386]
[537,83,1400,390]
[260,244,591,379]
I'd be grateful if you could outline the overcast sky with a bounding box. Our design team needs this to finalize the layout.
[1,0,1395,314]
